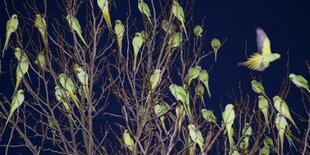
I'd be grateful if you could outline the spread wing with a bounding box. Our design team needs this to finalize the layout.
[256,27,271,55]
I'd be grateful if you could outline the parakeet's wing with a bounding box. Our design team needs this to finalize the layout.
[297,75,309,86]
[256,28,271,55]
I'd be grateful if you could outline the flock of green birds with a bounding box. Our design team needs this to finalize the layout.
[2,0,310,154]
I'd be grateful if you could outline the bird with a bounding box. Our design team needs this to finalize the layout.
[35,14,48,49]
[211,38,221,62]
[58,73,80,109]
[150,69,161,90]
[193,25,203,37]
[73,64,89,96]
[187,66,201,87]
[132,32,143,71]
[289,73,310,93]
[222,104,236,148]
[123,129,134,151]
[66,15,89,48]
[258,95,269,129]
[172,1,188,39]
[188,124,204,152]
[239,27,280,71]
[138,0,152,25]
[3,14,19,57]
[199,70,211,98]
[14,48,29,94]
[114,20,125,61]
[97,0,112,31]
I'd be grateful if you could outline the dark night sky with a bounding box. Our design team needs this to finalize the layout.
[0,0,309,154]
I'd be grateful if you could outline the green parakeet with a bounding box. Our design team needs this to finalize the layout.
[14,48,29,93]
[239,27,280,71]
[285,127,297,150]
[196,85,205,106]
[259,146,270,155]
[132,32,143,71]
[273,96,299,132]
[187,66,201,87]
[168,32,182,48]
[161,20,176,34]
[154,101,170,132]
[35,14,48,49]
[263,136,274,149]
[3,89,24,131]
[201,109,217,125]
[188,124,204,152]
[222,104,236,148]
[55,86,74,121]
[193,25,203,38]
[123,129,134,151]
[34,52,47,69]
[48,118,57,146]
[289,73,310,93]
[59,73,80,109]
[114,20,125,61]
[3,14,19,56]
[275,113,288,153]
[258,95,269,128]
[66,15,89,47]
[251,80,267,97]
[150,69,161,90]
[175,104,185,130]
[199,70,211,97]
[240,123,252,154]
[97,0,112,30]
[73,64,89,96]
[138,0,152,25]
[169,84,191,118]
[211,38,221,62]
[172,1,188,39]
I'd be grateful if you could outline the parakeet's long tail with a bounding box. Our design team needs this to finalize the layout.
[214,50,218,62]
[182,22,188,40]
[77,32,89,48]
[227,127,234,148]
[103,11,112,30]
[14,78,21,95]
[133,55,137,71]
[68,91,80,109]
[2,33,11,57]
[239,53,263,70]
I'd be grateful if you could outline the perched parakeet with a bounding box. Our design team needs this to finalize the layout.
[201,109,217,125]
[3,89,24,131]
[285,127,297,150]
[188,124,204,152]
[66,15,89,47]
[239,27,280,71]
[196,85,205,106]
[251,80,267,97]
[175,104,185,130]
[34,52,47,69]
[48,118,57,146]
[187,66,201,87]
[258,95,269,128]
[123,129,134,151]
[140,31,148,42]
[263,136,274,149]
[193,25,203,38]
[138,0,152,25]
[73,64,89,96]
[97,0,112,30]
[273,96,299,132]
[35,14,48,49]
[154,101,170,131]
[211,38,221,62]
[222,104,236,148]
[289,73,310,93]
[3,14,19,56]
[161,20,176,34]
[275,113,288,152]
[168,32,182,48]
[55,86,74,121]
[14,48,29,93]
[59,73,80,109]
[172,1,188,39]
[150,69,161,90]
[132,32,143,71]
[199,70,211,97]
[240,123,252,154]
[169,84,191,118]
[114,20,125,60]
[259,146,270,155]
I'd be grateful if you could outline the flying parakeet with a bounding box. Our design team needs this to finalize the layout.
[273,96,299,132]
[150,69,161,90]
[239,27,280,71]
[199,70,211,97]
[132,32,143,71]
[66,15,89,48]
[3,14,19,56]
[187,66,201,87]
[188,124,204,152]
[193,25,203,38]
[123,129,134,151]
[201,109,217,125]
[73,64,89,96]
[35,14,48,49]
[258,95,269,128]
[289,73,310,93]
[114,20,125,61]
[14,48,29,94]
[196,85,205,106]
[168,32,182,48]
[97,0,112,30]
[59,73,80,109]
[34,52,47,69]
[138,0,152,25]
[161,20,176,34]
[211,38,221,62]
[172,1,188,39]
[3,89,24,131]
[251,80,267,97]
[275,113,288,153]
[222,104,236,148]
